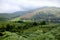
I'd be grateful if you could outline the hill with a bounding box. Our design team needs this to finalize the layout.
[1,7,60,22]
[20,7,60,22]
[0,11,27,21]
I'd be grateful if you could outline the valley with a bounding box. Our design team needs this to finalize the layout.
[0,7,60,40]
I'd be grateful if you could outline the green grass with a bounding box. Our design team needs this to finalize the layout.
[10,17,21,21]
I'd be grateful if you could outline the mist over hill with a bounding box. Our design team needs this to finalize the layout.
[0,7,60,22]
[20,7,60,22]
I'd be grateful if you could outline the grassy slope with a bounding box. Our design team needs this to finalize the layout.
[10,17,21,21]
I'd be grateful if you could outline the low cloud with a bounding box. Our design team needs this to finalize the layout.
[0,0,60,13]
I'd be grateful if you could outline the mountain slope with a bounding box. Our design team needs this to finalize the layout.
[20,7,60,22]
[0,11,28,21]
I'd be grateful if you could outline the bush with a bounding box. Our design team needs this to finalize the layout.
[40,21,46,25]
[17,21,24,23]
[32,22,38,26]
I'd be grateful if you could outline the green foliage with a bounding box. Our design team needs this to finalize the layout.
[40,21,46,25]
[0,21,60,40]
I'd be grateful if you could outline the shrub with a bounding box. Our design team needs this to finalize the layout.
[40,21,46,25]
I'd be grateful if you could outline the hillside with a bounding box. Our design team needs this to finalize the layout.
[0,21,60,40]
[0,7,60,40]
[20,7,60,22]
[1,7,60,22]
[0,11,27,21]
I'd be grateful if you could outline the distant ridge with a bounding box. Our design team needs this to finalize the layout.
[20,7,60,22]
[1,7,60,22]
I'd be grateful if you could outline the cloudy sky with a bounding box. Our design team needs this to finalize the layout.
[0,0,60,13]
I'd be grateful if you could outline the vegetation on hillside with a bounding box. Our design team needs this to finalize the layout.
[0,21,60,40]
[0,7,60,40]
